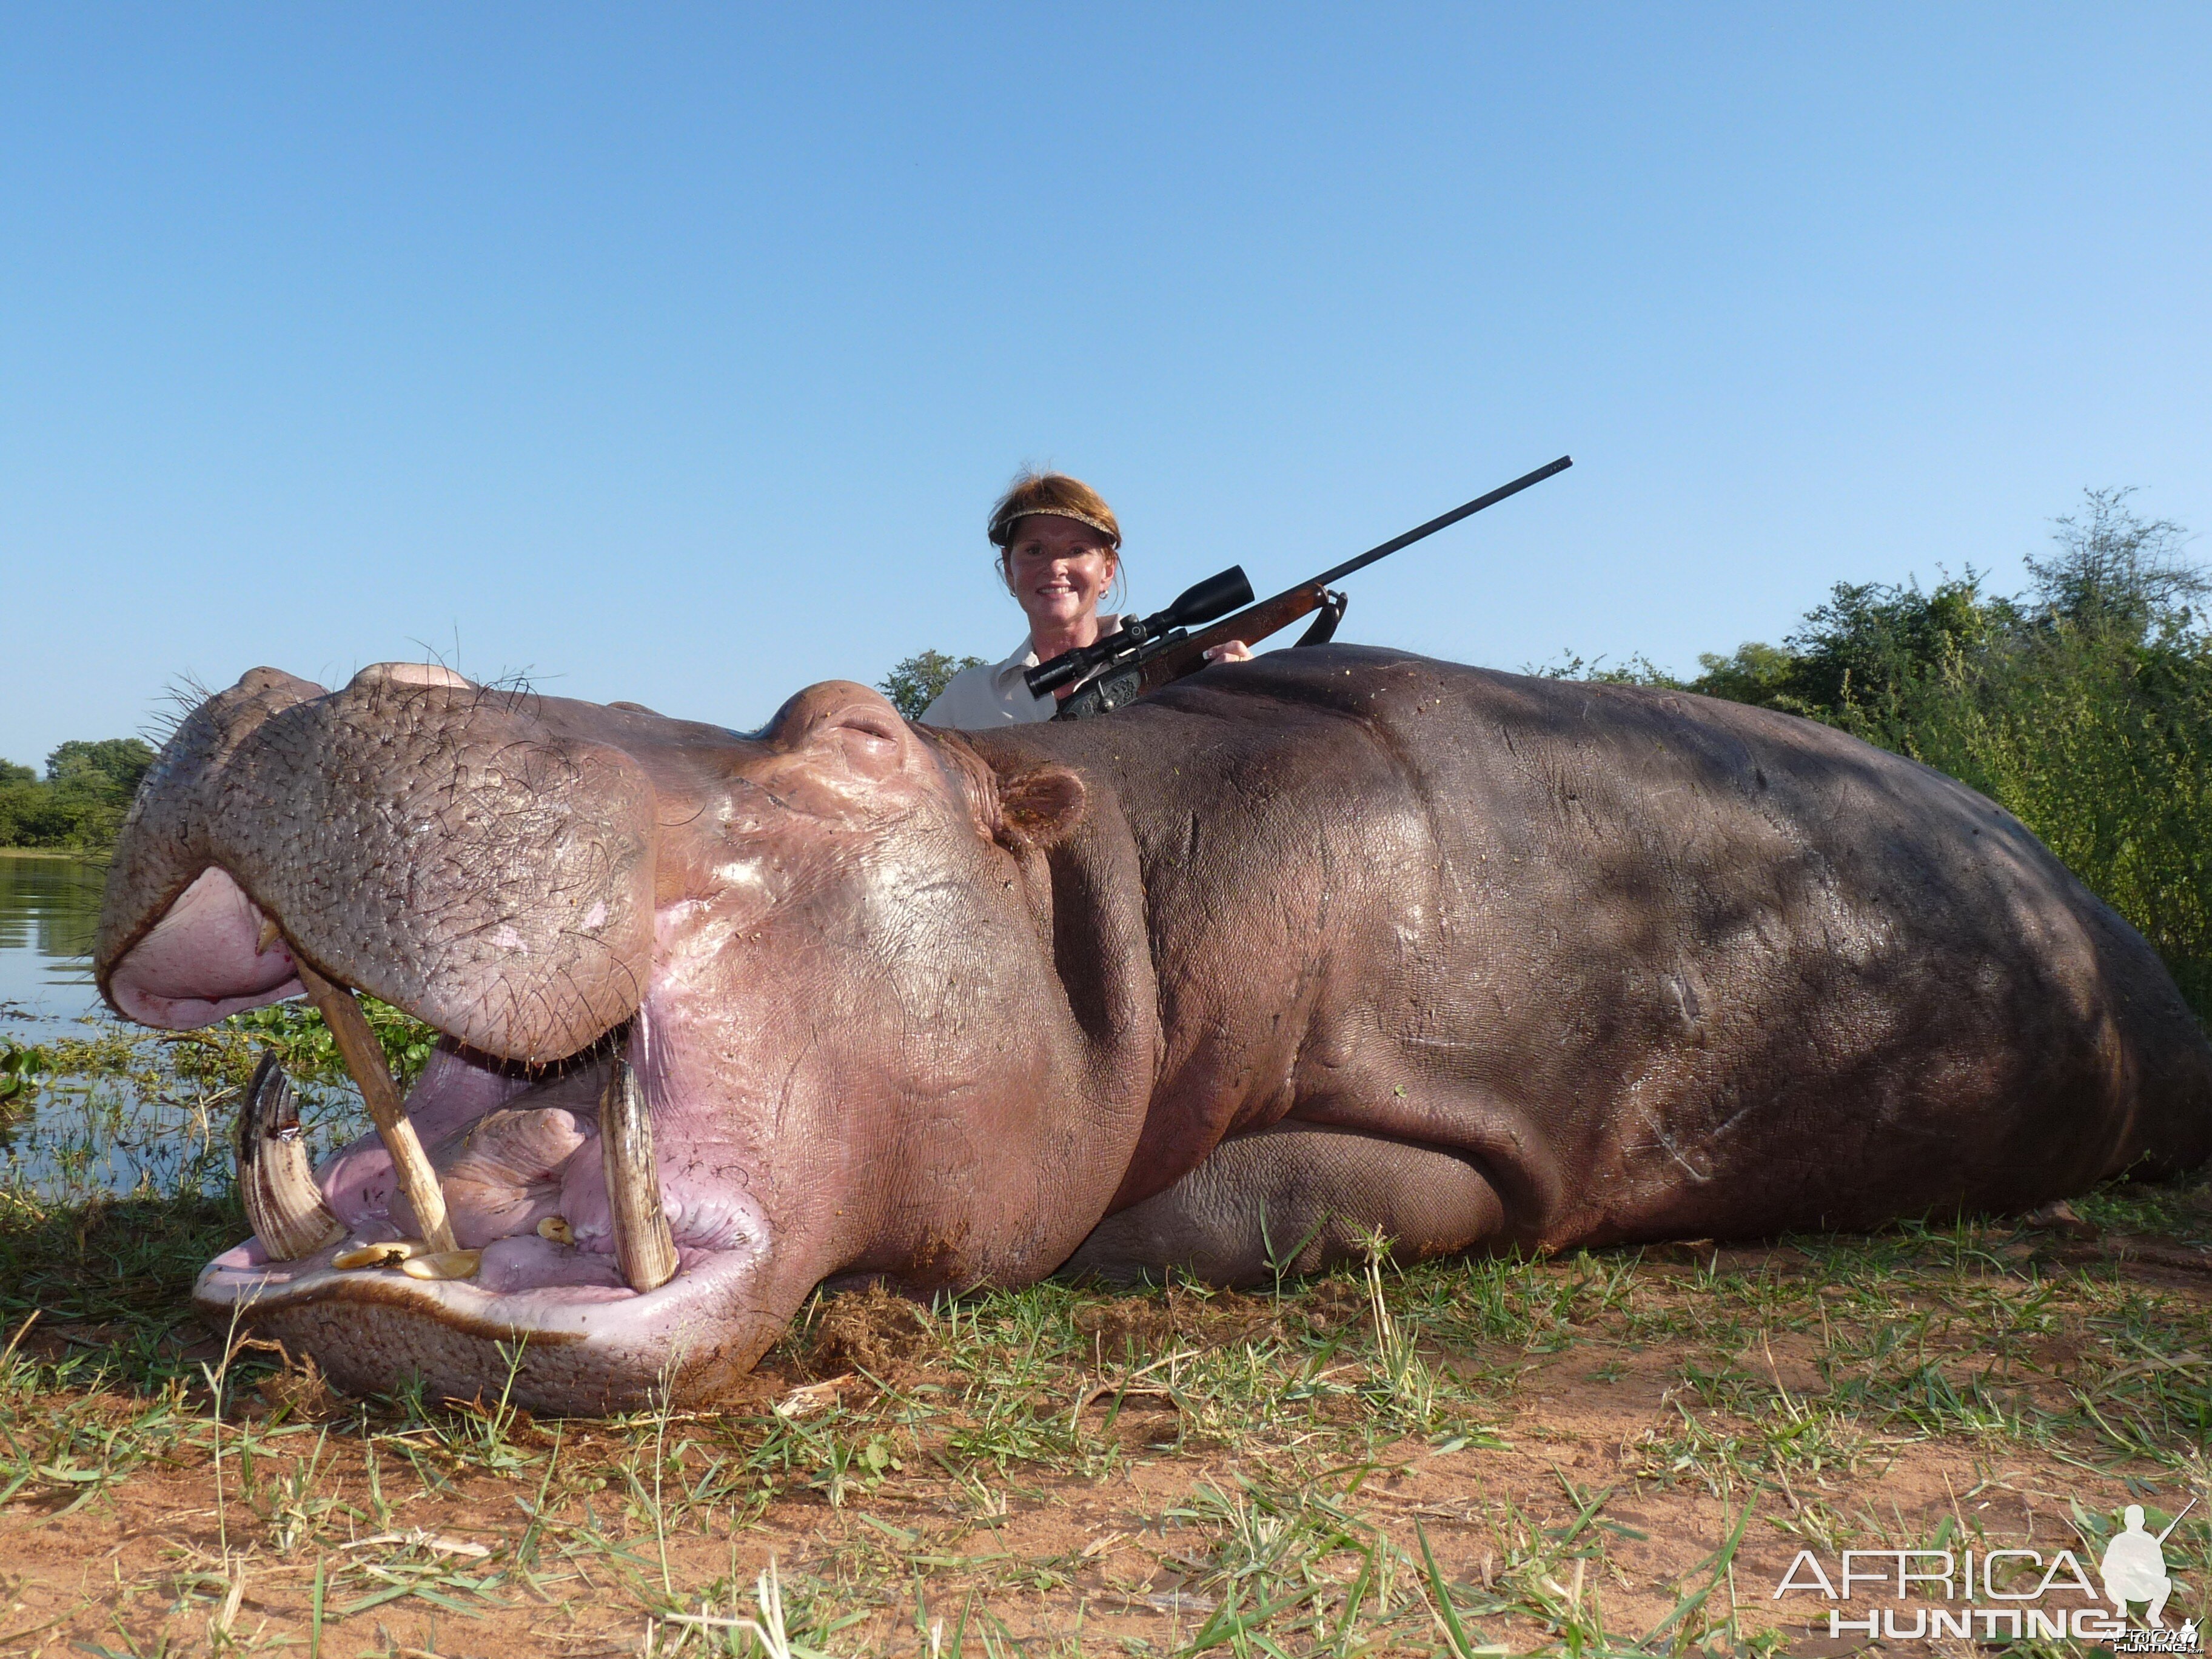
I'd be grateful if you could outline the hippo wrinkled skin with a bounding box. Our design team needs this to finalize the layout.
[96,646,2212,1411]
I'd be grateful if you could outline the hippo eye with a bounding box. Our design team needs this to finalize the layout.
[836,710,901,748]
[816,707,907,782]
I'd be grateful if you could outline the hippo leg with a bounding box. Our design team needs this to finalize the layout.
[1062,1124,1504,1287]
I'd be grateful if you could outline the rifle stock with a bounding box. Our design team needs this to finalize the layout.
[1136,581,1330,694]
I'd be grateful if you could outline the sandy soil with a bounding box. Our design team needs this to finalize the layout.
[0,1232,2205,1657]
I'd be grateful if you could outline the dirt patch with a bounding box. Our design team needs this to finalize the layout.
[800,1284,934,1382]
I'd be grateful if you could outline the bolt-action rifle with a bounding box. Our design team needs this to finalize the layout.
[1025,455,1572,721]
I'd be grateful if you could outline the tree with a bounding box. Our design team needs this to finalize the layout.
[2026,486,2204,641]
[1666,489,2212,1017]
[1689,640,1798,708]
[46,738,155,796]
[0,737,157,850]
[877,651,986,722]
[1772,572,2000,725]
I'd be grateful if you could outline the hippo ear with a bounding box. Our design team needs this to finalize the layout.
[996,765,1087,850]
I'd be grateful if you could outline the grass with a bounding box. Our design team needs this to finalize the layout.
[0,1021,2208,1653]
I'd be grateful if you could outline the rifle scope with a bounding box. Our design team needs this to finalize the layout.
[1025,565,1255,697]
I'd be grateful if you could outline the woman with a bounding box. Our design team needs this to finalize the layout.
[920,471,1249,729]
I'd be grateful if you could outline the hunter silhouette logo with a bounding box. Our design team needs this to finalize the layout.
[2103,1502,2190,1628]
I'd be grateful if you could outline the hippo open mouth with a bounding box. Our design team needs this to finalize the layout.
[109,857,773,1411]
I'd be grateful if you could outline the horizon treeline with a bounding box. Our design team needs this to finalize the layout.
[0,739,155,852]
[1549,488,2211,1017]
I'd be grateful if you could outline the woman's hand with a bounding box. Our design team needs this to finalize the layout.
[1203,640,1254,664]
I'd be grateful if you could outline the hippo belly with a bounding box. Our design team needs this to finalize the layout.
[92,645,2210,1410]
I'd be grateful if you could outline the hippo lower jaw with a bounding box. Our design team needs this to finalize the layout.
[193,1233,769,1413]
[195,1031,778,1412]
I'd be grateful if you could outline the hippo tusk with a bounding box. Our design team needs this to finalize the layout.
[289,953,460,1256]
[236,1051,346,1259]
[600,1046,677,1292]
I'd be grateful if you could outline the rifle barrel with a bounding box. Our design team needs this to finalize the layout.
[2156,1495,2199,1544]
[1311,455,1572,589]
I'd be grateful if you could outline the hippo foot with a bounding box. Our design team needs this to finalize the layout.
[1065,1124,1507,1287]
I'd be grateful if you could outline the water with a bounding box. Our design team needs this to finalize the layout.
[0,852,354,1205]
[0,853,108,1039]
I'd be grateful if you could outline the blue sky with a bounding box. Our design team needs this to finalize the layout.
[4,5,2207,765]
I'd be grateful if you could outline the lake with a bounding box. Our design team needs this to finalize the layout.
[0,852,364,1205]
[0,851,107,1042]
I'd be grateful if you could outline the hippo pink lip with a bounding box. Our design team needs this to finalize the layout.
[106,863,768,1347]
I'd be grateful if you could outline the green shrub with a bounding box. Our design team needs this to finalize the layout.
[876,649,986,720]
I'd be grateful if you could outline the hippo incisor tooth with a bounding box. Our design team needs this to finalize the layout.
[536,1215,574,1245]
[398,1248,483,1281]
[600,1050,677,1292]
[236,1051,346,1260]
[332,1239,429,1270]
[289,952,459,1255]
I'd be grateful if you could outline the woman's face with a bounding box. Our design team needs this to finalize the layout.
[1002,515,1118,633]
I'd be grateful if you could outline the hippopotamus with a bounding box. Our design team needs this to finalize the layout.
[95,646,2211,1411]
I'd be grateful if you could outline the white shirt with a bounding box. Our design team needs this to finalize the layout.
[919,616,1122,730]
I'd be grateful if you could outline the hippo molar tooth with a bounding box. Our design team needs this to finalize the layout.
[332,1239,433,1270]
[398,1249,483,1281]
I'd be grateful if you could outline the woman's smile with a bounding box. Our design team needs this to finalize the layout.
[1005,515,1118,645]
